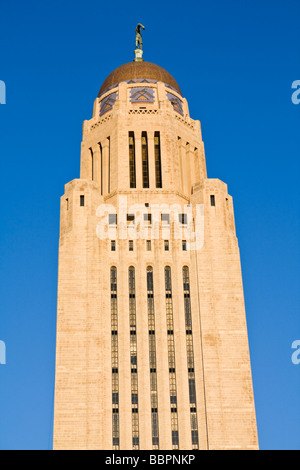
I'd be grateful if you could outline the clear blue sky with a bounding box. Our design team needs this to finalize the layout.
[0,0,299,450]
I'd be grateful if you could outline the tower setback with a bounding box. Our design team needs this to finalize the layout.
[53,58,258,450]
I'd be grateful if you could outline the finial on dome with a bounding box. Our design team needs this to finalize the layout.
[134,23,145,62]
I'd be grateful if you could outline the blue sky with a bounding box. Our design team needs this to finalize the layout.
[0,0,299,450]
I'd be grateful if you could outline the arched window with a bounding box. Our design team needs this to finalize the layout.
[89,147,94,181]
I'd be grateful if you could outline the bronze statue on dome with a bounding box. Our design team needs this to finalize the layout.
[135,23,145,50]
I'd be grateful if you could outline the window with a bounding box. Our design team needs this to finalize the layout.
[144,214,152,224]
[164,240,169,251]
[142,132,149,188]
[161,213,170,224]
[210,195,216,207]
[132,437,139,447]
[90,148,94,181]
[132,393,138,405]
[129,132,136,188]
[111,240,116,251]
[188,379,196,403]
[127,214,135,223]
[147,240,152,251]
[172,430,179,446]
[154,131,162,188]
[182,240,187,251]
[99,142,103,196]
[109,214,117,225]
[151,413,159,449]
[129,240,134,251]
[112,393,119,405]
[179,213,187,225]
[80,195,85,207]
[192,430,199,446]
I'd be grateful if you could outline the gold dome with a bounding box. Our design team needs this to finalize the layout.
[98,61,182,97]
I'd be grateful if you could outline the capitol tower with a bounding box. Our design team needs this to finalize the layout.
[53,29,258,450]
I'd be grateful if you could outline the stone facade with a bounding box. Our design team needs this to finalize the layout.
[53,64,258,450]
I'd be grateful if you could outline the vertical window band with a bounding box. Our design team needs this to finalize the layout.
[154,131,162,189]
[108,137,111,194]
[183,266,199,449]
[90,148,94,181]
[164,266,179,449]
[147,267,159,449]
[129,267,139,449]
[99,142,103,196]
[111,267,119,449]
[142,132,149,189]
[129,132,136,189]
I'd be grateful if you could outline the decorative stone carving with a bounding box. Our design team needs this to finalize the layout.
[130,87,154,103]
[100,92,118,116]
[166,92,184,116]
